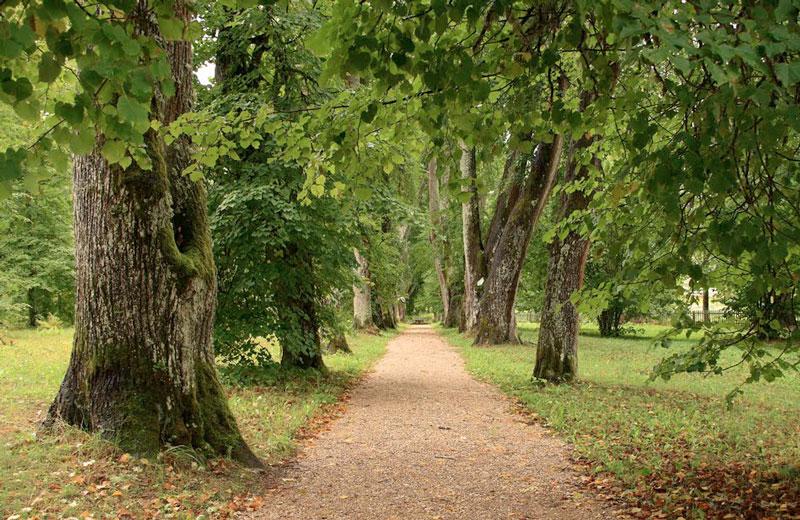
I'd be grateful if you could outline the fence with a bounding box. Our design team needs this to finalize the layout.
[516,309,737,325]
[514,311,540,324]
[689,310,734,323]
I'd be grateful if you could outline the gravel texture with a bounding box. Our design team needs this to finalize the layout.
[249,325,619,519]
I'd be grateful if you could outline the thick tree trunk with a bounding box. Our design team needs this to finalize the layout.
[534,127,599,382]
[427,157,451,325]
[534,69,617,380]
[533,233,590,382]
[46,3,259,466]
[279,293,325,369]
[484,150,522,269]
[474,137,564,345]
[459,142,484,331]
[352,248,374,330]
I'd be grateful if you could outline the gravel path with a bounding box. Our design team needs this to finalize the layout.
[250,325,618,519]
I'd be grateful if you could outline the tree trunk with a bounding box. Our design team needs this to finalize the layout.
[427,157,451,325]
[534,234,590,382]
[352,248,373,330]
[46,3,260,466]
[702,288,710,323]
[534,124,600,382]
[598,305,623,337]
[474,137,564,345]
[459,142,484,331]
[373,299,396,329]
[276,247,325,370]
[444,287,463,329]
[27,287,37,327]
[534,65,618,380]
[325,331,352,354]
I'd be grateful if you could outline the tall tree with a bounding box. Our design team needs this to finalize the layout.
[352,247,374,330]
[474,135,564,345]
[535,40,619,381]
[202,4,356,370]
[533,136,596,381]
[427,157,451,324]
[44,2,259,465]
[459,143,484,331]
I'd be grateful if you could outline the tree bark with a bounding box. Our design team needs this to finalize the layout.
[46,2,260,466]
[352,248,374,330]
[459,142,484,331]
[276,247,325,370]
[445,286,463,329]
[534,60,618,380]
[427,157,451,324]
[373,298,396,330]
[702,288,710,323]
[598,304,624,337]
[534,125,599,382]
[533,230,590,382]
[474,137,564,345]
[325,331,352,354]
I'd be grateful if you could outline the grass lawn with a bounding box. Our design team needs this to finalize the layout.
[440,322,800,519]
[0,327,395,519]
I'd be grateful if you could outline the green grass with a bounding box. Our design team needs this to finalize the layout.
[441,322,800,518]
[0,327,395,518]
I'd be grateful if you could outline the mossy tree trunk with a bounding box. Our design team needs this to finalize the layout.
[534,65,618,381]
[534,91,604,381]
[46,2,260,466]
[474,137,564,345]
[372,297,396,330]
[533,229,590,382]
[445,287,463,329]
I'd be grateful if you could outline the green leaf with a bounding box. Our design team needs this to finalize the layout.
[54,101,84,125]
[70,128,96,155]
[158,17,184,41]
[101,139,127,164]
[14,100,39,121]
[38,53,62,83]
[306,26,332,57]
[116,96,150,131]
[354,187,372,200]
[360,102,378,123]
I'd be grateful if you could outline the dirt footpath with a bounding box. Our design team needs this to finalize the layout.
[249,325,619,519]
